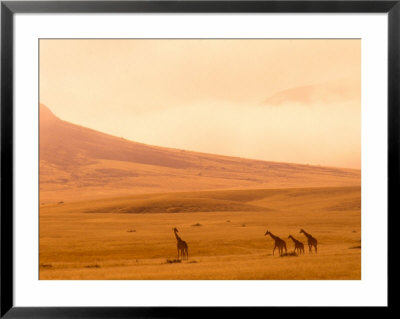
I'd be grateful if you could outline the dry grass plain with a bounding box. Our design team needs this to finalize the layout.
[39,186,361,280]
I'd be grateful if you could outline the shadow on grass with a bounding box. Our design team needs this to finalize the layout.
[165,259,199,264]
[280,252,298,257]
[85,264,101,268]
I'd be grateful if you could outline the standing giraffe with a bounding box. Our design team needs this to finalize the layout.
[299,229,318,253]
[288,235,305,255]
[264,230,287,256]
[173,227,188,260]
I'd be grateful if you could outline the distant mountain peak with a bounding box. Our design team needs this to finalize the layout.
[262,78,360,106]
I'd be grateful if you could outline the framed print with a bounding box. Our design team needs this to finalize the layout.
[1,0,395,317]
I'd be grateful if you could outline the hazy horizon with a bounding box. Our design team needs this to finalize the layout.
[40,39,361,169]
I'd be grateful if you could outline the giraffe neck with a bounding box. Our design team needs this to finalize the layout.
[267,232,278,241]
[302,230,311,238]
[289,236,295,242]
[174,231,182,242]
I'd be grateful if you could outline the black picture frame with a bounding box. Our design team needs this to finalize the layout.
[1,0,395,317]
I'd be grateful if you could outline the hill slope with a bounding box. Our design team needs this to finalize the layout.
[39,104,360,203]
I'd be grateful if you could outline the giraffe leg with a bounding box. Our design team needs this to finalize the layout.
[315,245,317,254]
[273,245,276,255]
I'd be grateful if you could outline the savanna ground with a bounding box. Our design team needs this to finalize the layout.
[39,186,361,280]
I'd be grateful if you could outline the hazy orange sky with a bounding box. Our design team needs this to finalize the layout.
[40,39,360,169]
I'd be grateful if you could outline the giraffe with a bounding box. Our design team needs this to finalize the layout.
[264,230,287,256]
[288,235,305,255]
[299,229,318,253]
[173,227,188,260]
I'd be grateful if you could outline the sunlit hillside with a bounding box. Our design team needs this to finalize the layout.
[40,104,360,204]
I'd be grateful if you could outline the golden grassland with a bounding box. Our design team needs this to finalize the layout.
[39,186,361,280]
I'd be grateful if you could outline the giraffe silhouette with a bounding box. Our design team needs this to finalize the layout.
[173,227,188,260]
[288,235,305,254]
[264,230,287,256]
[299,229,318,253]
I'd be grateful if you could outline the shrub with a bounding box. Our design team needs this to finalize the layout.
[191,223,202,227]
